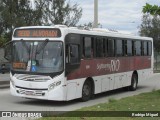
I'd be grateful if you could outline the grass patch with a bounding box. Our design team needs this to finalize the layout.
[38,90,160,120]
[152,88,156,92]
[108,98,117,103]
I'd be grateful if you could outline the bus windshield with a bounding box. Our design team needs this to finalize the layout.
[12,41,63,73]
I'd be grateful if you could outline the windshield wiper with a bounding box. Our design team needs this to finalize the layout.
[36,39,49,54]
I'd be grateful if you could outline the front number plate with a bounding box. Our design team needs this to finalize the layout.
[25,91,35,95]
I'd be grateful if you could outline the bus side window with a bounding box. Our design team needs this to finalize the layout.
[141,41,144,56]
[96,37,104,57]
[143,41,147,56]
[123,40,127,56]
[135,41,141,56]
[70,44,80,64]
[132,41,135,56]
[148,42,152,56]
[66,45,69,63]
[127,40,132,56]
[66,44,80,64]
[83,37,92,58]
[108,39,115,57]
[103,38,106,57]
[105,39,108,57]
[116,39,123,57]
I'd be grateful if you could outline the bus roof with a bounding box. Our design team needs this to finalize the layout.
[13,25,152,41]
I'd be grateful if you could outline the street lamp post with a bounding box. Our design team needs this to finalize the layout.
[93,0,98,28]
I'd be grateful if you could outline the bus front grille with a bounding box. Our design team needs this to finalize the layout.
[16,87,46,96]
[14,74,51,82]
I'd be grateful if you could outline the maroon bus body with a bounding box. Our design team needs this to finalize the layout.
[67,56,151,80]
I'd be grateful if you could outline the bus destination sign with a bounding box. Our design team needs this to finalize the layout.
[14,28,61,38]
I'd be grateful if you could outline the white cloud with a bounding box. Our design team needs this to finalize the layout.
[70,0,159,35]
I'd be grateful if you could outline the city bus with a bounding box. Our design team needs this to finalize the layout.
[5,25,153,101]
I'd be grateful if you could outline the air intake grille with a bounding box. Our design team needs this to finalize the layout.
[14,74,51,82]
[17,89,46,96]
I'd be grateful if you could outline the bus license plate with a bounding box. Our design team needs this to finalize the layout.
[25,91,35,95]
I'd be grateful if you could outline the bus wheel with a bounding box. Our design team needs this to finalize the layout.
[81,80,92,102]
[129,73,138,91]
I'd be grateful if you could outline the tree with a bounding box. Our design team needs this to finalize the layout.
[41,0,82,26]
[0,0,44,41]
[0,0,82,46]
[139,14,160,52]
[143,3,160,16]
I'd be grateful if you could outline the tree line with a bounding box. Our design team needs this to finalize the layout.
[0,0,82,47]
[139,3,160,52]
[0,0,160,53]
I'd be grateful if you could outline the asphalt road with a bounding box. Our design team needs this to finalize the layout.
[0,73,10,89]
[0,73,10,81]
[0,73,160,112]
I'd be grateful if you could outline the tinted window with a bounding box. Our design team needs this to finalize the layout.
[127,40,132,56]
[135,41,141,56]
[107,39,115,57]
[83,37,92,58]
[148,42,152,56]
[123,40,127,56]
[70,44,79,63]
[116,39,123,56]
[96,38,104,57]
[132,41,135,56]
[105,39,108,56]
[143,41,147,56]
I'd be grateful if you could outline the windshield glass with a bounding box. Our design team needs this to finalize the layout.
[12,41,63,73]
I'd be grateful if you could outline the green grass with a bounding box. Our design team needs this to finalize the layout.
[38,90,160,120]
[80,91,160,111]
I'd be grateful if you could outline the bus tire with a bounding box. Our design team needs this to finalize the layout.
[81,80,92,102]
[129,73,138,91]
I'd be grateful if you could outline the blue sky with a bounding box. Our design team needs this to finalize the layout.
[69,0,159,35]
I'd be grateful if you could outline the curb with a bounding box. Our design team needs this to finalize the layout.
[0,84,10,89]
[0,81,10,89]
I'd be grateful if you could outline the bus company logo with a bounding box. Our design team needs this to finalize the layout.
[97,59,120,72]
[110,60,120,72]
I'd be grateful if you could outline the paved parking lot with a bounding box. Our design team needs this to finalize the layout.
[0,73,10,81]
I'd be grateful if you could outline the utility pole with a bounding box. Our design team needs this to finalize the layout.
[93,0,98,28]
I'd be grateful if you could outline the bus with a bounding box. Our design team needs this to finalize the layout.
[5,25,153,101]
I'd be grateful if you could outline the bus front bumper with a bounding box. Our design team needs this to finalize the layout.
[10,80,67,101]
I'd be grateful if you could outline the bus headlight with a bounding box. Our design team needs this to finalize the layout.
[48,83,55,91]
[56,81,61,86]
[48,81,61,91]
